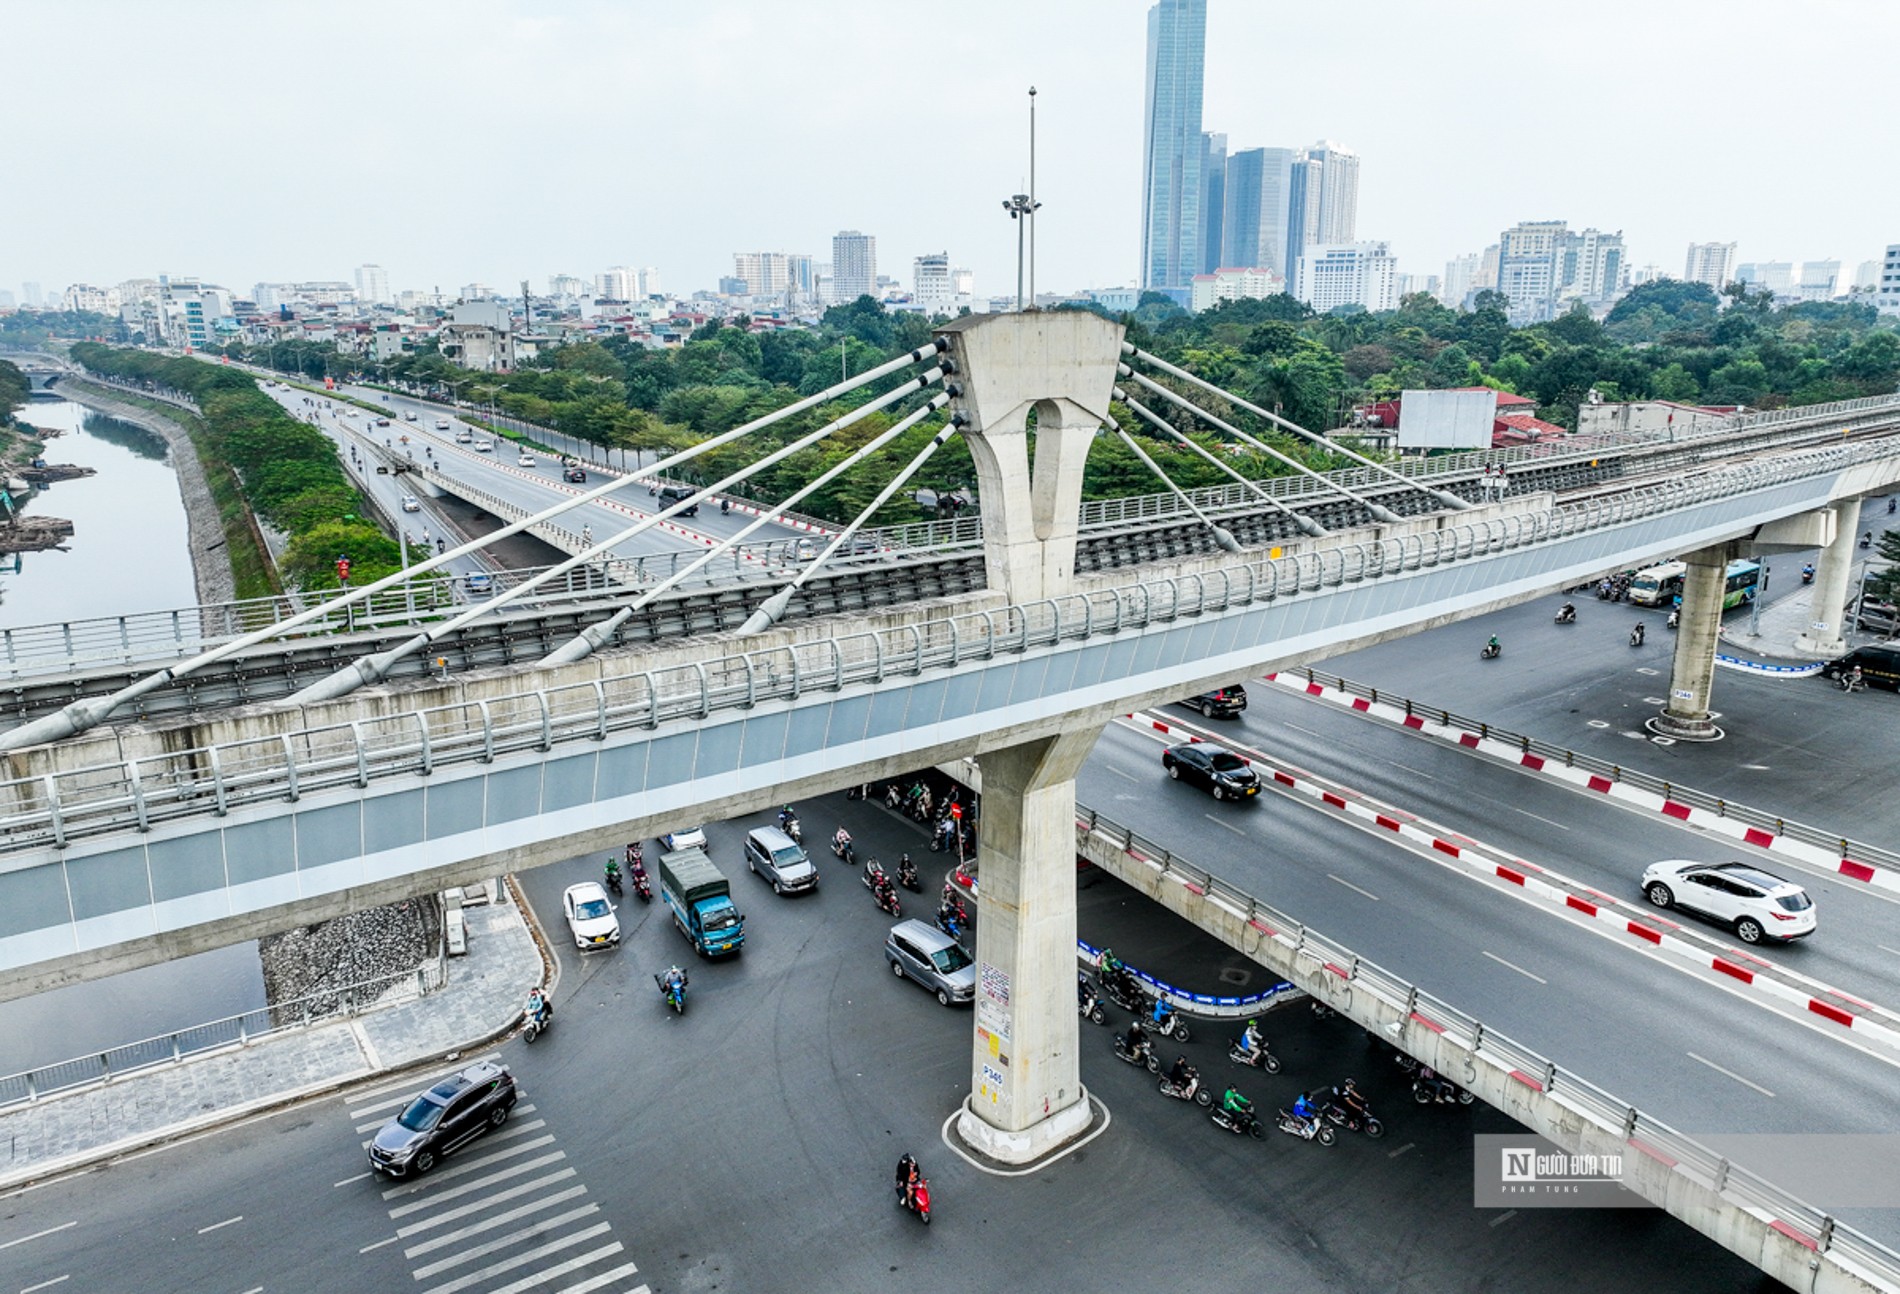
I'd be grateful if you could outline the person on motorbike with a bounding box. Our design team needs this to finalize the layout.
[1237,1019,1266,1063]
[1292,1091,1320,1131]
[778,805,798,833]
[604,857,621,887]
[897,853,915,883]
[659,966,687,1003]
[1558,602,1575,621]
[1167,1055,1193,1090]
[1122,1020,1148,1058]
[1078,972,1094,1007]
[895,1153,920,1207]
[833,826,852,854]
[1222,1087,1253,1118]
[525,986,550,1028]
[1802,563,1816,582]
[1151,997,1174,1029]
[1486,634,1500,652]
[1335,1078,1369,1116]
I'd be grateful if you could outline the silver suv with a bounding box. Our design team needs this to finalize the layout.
[744,826,817,895]
[885,919,975,1006]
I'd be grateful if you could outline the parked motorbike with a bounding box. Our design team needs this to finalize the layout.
[1227,1040,1283,1074]
[1158,1065,1214,1107]
[1413,1067,1475,1105]
[896,854,921,892]
[1210,1104,1266,1139]
[1323,1099,1385,1139]
[1275,1109,1338,1146]
[1113,1034,1160,1072]
[896,1175,932,1225]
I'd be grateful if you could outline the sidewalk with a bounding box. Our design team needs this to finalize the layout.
[1719,579,1885,661]
[0,897,542,1189]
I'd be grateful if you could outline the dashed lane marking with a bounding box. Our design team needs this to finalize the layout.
[21,1277,69,1294]
[1880,946,1900,958]
[1489,1210,1518,1228]
[1685,1052,1775,1098]
[1204,814,1248,837]
[1327,874,1379,901]
[1482,951,1548,985]
[0,1222,76,1251]
[360,1235,401,1254]
[1387,1142,1416,1159]
[335,1172,373,1188]
[196,1216,243,1235]
[1282,723,1323,738]
[1511,807,1571,831]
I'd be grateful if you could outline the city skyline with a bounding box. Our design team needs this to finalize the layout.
[5,0,1896,302]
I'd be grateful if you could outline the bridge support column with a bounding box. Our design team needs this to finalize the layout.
[937,311,1124,603]
[954,726,1102,1165]
[1793,503,1855,657]
[1648,541,1736,742]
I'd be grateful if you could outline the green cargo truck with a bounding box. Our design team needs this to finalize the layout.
[659,845,746,957]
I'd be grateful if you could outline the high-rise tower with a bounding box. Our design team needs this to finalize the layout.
[1140,0,1207,299]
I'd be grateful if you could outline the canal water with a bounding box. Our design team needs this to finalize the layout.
[0,398,266,1075]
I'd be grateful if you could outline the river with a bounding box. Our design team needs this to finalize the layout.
[0,398,266,1074]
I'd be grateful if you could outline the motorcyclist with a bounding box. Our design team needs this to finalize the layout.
[832,826,852,854]
[604,857,621,888]
[895,1153,920,1208]
[1557,602,1575,622]
[1331,1078,1369,1118]
[897,853,916,885]
[1122,1020,1148,1058]
[1167,1055,1193,1090]
[625,842,643,867]
[1237,1019,1266,1063]
[1222,1086,1254,1118]
[1486,634,1500,652]
[778,805,799,834]
[658,965,687,1003]
[1631,622,1646,646]
[1151,997,1174,1030]
[524,986,550,1028]
[1291,1091,1320,1131]
[1802,563,1816,582]
[1846,665,1865,693]
[936,898,962,936]
[720,498,732,515]
[1078,972,1094,1007]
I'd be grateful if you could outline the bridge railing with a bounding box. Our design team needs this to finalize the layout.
[0,959,445,1110]
[1073,804,1898,1287]
[1283,666,1900,878]
[3,430,1890,852]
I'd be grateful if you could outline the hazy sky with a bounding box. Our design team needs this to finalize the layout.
[9,0,1894,300]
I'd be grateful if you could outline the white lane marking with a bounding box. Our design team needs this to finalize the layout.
[1510,807,1571,831]
[380,1134,556,1200]
[403,1185,590,1257]
[386,1153,568,1219]
[334,1172,373,1187]
[360,1235,401,1253]
[1107,767,1139,782]
[1685,1052,1776,1098]
[396,1169,578,1238]
[1327,874,1379,901]
[1482,951,1548,985]
[1283,723,1323,738]
[1879,945,1900,958]
[1390,763,1438,782]
[197,1216,243,1234]
[0,1222,76,1252]
[1489,1210,1518,1228]
[21,1277,70,1294]
[555,1265,645,1294]
[1203,814,1247,837]
[239,1288,263,1294]
[1387,1142,1416,1159]
[409,1204,600,1277]
[419,1227,616,1294]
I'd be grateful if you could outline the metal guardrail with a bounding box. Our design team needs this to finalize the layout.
[1,431,1889,853]
[0,959,446,1111]
[1072,803,1900,1287]
[1285,666,1900,876]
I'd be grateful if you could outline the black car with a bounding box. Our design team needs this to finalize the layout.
[563,466,587,483]
[657,485,699,517]
[1826,644,1900,689]
[1161,743,1260,800]
[368,1060,519,1177]
[1180,684,1248,718]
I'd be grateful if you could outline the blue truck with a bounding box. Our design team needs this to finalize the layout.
[659,845,745,957]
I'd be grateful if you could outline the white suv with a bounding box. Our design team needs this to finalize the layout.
[1641,860,1816,944]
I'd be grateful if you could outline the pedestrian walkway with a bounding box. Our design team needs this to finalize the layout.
[344,1058,648,1294]
[0,898,541,1190]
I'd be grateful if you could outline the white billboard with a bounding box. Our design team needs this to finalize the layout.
[1398,389,1495,451]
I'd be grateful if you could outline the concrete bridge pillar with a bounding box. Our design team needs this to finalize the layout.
[935,312,1124,604]
[954,725,1102,1165]
[1649,541,1737,742]
[1794,502,1856,657]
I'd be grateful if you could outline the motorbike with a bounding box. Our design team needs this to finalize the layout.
[603,863,622,896]
[939,887,971,926]
[1147,1004,1191,1043]
[832,836,856,866]
[1311,1000,1338,1021]
[778,812,802,844]
[1210,1104,1266,1139]
[1227,1040,1283,1074]
[1275,1110,1338,1146]
[1667,609,1679,629]
[1630,623,1646,647]
[1479,640,1501,660]
[1413,1068,1475,1105]
[1113,1034,1160,1072]
[897,1175,932,1225]
[1323,1099,1385,1139]
[1554,606,1576,625]
[873,882,902,918]
[935,905,966,941]
[523,999,553,1044]
[630,865,652,902]
[1801,566,1816,585]
[1079,985,1109,1026]
[656,970,688,1015]
[1158,1066,1214,1107]
[896,855,921,892]
[862,860,889,891]
[1595,583,1613,601]
[1840,670,1865,694]
[1100,971,1147,1014]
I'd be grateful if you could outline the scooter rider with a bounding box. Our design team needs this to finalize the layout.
[895,1153,921,1208]
[525,985,551,1029]
[1078,972,1094,1007]
[1557,602,1575,622]
[1237,1019,1266,1063]
[1222,1086,1254,1118]
[1151,996,1175,1030]
[1167,1055,1193,1090]
[1291,1091,1321,1131]
[832,826,852,854]
[1122,1019,1148,1058]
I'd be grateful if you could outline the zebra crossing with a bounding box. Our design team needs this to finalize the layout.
[345,1060,648,1294]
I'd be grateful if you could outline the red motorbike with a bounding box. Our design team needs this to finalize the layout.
[898,1175,932,1225]
[630,863,653,903]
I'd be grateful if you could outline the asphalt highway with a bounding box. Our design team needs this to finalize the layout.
[0,796,1774,1294]
[1083,720,1900,1243]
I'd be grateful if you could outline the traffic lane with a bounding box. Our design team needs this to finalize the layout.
[513,805,1770,1294]
[1316,571,1900,844]
[0,1090,412,1294]
[1225,690,1900,1005]
[1082,730,1900,1151]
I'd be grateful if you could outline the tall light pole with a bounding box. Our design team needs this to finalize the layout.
[1028,86,1038,309]
[1003,195,1035,312]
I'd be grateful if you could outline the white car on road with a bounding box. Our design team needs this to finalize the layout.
[518,452,535,467]
[663,827,707,851]
[400,494,421,512]
[562,881,620,950]
[1640,859,1816,944]
[475,438,494,453]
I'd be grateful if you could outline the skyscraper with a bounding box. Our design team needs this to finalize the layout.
[353,264,390,305]
[1140,0,1207,298]
[1221,146,1298,277]
[1284,152,1323,284]
[1303,141,1360,247]
[1683,242,1737,291]
[1199,132,1226,276]
[913,252,952,311]
[831,231,876,303]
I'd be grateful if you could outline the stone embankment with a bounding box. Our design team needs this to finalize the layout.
[259,895,442,1017]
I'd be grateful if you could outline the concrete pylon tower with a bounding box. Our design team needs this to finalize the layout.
[934,311,1124,604]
